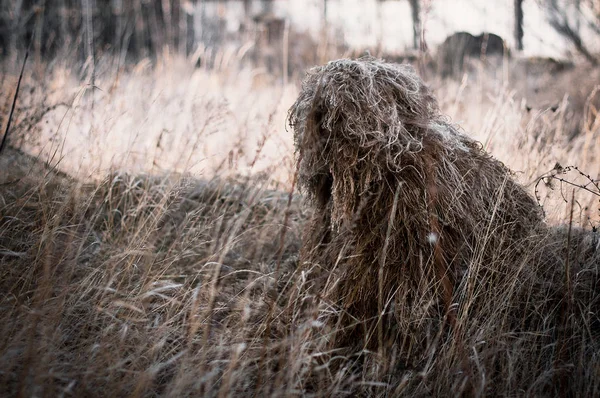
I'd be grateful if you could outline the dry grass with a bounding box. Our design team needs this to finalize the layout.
[0,53,298,182]
[1,53,600,396]
[0,147,315,397]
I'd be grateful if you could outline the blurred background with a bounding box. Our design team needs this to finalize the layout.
[2,1,600,70]
[1,0,599,222]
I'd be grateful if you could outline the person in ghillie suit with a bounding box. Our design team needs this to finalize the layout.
[288,57,544,367]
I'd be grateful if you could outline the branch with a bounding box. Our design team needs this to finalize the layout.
[547,2,599,65]
[0,48,29,155]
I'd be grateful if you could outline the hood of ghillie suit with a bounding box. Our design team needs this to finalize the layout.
[288,57,481,229]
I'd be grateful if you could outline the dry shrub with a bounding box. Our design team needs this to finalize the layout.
[288,57,599,389]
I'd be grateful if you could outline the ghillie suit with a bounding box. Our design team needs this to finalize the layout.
[288,57,545,369]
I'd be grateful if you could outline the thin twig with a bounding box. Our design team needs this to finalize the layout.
[0,48,30,155]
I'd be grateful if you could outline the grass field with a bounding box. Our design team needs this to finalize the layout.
[1,52,600,396]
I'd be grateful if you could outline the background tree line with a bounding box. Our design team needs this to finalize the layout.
[1,0,599,65]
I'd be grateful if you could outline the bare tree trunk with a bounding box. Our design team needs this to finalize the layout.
[199,0,206,44]
[282,18,289,86]
[408,0,421,50]
[134,0,147,57]
[34,0,46,73]
[113,0,123,53]
[243,0,252,18]
[262,0,272,14]
[162,0,173,50]
[82,0,95,69]
[9,0,24,57]
[59,0,69,48]
[188,0,196,53]
[514,0,524,51]
[148,0,164,54]
[178,0,188,54]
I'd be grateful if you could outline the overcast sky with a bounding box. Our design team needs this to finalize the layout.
[207,0,599,59]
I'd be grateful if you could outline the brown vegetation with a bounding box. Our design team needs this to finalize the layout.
[0,146,311,397]
[1,47,599,395]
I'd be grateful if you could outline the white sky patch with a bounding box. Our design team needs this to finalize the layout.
[199,0,599,59]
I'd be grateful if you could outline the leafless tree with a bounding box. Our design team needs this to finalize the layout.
[540,0,599,65]
[514,0,524,50]
[408,0,420,50]
[261,0,272,14]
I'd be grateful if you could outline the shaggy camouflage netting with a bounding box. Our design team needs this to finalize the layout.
[288,57,545,355]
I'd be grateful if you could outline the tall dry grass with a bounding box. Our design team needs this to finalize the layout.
[1,52,599,396]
